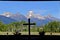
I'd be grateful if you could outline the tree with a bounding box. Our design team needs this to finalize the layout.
[0,21,8,32]
[9,22,21,32]
[8,21,26,32]
[43,21,60,32]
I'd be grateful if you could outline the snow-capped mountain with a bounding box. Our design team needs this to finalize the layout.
[1,12,27,21]
[10,12,27,22]
[26,11,60,26]
[27,11,45,20]
[0,15,17,24]
[1,12,13,17]
[27,11,45,19]
[0,11,60,26]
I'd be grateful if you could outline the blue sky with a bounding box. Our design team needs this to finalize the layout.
[0,1,60,19]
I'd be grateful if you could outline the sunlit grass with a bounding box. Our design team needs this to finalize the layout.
[0,32,60,35]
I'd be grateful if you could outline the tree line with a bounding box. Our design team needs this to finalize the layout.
[0,20,60,32]
[43,21,60,32]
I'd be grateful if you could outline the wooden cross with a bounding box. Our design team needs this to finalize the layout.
[23,18,36,35]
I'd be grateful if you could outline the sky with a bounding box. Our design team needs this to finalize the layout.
[0,1,60,19]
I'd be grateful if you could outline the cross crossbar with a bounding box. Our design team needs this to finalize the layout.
[23,18,36,35]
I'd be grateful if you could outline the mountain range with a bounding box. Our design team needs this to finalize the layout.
[0,11,60,26]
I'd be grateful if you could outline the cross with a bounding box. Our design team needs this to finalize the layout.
[23,18,36,35]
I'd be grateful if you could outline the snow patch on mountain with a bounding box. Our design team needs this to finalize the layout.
[0,12,12,17]
[27,11,46,20]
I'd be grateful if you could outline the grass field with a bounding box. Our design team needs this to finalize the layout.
[0,32,60,35]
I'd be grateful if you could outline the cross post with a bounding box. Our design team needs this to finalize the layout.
[23,18,36,35]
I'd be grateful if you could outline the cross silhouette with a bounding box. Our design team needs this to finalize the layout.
[23,18,36,35]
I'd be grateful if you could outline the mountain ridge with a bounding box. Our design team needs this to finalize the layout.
[0,11,60,26]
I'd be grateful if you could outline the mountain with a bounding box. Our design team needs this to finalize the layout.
[0,11,60,26]
[0,15,17,24]
[1,12,12,17]
[10,12,27,22]
[26,11,60,26]
[1,12,27,22]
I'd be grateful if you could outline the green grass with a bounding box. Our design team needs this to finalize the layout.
[0,32,39,35]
